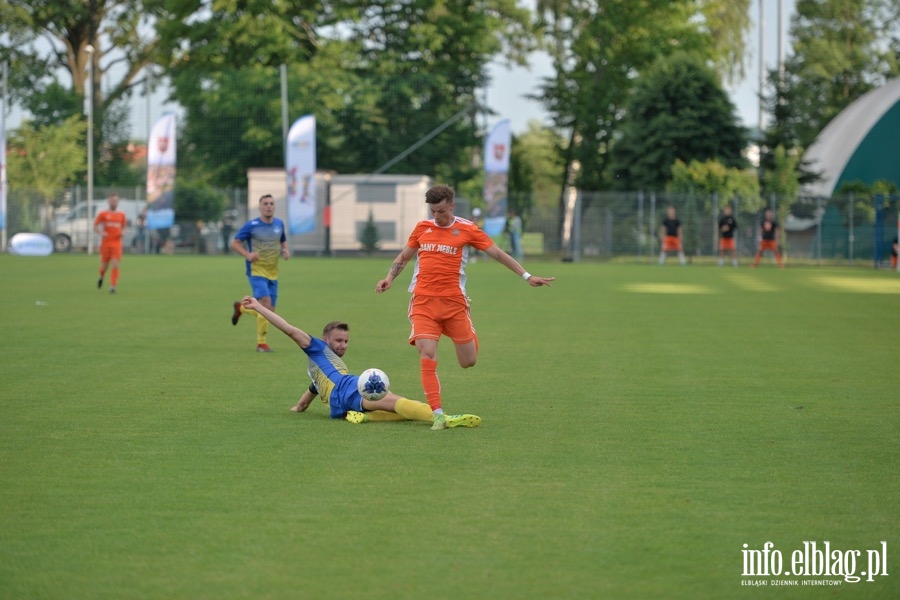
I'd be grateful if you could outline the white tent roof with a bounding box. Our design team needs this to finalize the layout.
[801,77,900,197]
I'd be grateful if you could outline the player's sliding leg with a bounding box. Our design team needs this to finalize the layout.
[355,395,433,423]
[346,410,407,423]
[393,397,434,422]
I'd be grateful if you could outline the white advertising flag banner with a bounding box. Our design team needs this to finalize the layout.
[482,119,511,237]
[146,113,177,230]
[286,115,316,234]
[0,118,6,232]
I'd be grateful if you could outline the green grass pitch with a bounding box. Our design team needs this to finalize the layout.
[1,254,897,599]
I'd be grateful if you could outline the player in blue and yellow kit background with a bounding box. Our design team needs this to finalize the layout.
[230,194,291,351]
[241,296,481,427]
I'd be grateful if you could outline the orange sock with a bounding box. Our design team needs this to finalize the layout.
[110,267,119,287]
[420,358,441,411]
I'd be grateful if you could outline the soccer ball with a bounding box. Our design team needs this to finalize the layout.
[357,368,390,401]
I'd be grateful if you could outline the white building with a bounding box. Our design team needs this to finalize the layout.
[247,169,433,253]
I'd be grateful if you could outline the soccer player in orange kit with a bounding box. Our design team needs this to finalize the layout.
[375,184,555,430]
[94,193,128,294]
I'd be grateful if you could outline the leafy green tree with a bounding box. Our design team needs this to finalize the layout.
[611,53,747,191]
[347,1,532,187]
[360,209,380,253]
[5,116,87,229]
[509,120,566,212]
[760,0,900,184]
[700,0,753,83]
[158,0,534,190]
[670,158,762,212]
[173,179,227,224]
[171,179,228,253]
[834,179,898,227]
[534,0,750,201]
[3,0,172,185]
[760,145,800,204]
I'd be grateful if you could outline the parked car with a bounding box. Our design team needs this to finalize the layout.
[52,199,145,252]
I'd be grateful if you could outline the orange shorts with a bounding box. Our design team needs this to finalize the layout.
[758,240,778,252]
[407,295,476,346]
[662,236,682,252]
[891,255,898,268]
[100,242,123,262]
[719,238,736,251]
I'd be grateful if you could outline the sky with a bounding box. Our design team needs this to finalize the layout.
[5,0,796,141]
[486,0,797,135]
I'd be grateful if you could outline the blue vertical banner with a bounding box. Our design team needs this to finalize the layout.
[482,119,511,236]
[146,113,177,229]
[286,115,316,234]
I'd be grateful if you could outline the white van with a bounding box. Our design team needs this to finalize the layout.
[52,199,146,252]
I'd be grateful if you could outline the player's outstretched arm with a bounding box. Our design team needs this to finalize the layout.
[241,296,311,348]
[292,388,317,412]
[376,246,416,293]
[483,244,555,287]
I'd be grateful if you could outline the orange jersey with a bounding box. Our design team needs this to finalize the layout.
[94,210,127,244]
[406,217,494,297]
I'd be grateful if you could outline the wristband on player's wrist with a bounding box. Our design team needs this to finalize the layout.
[522,272,532,281]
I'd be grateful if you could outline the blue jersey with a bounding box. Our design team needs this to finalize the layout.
[234,217,286,279]
[304,337,363,418]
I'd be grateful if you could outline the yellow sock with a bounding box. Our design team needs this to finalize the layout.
[256,314,268,345]
[363,410,408,422]
[241,306,259,317]
[394,397,434,422]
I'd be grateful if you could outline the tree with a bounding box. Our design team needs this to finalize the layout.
[157,0,534,189]
[610,53,748,191]
[3,0,173,185]
[760,0,900,184]
[5,116,87,229]
[509,120,566,212]
[172,179,228,253]
[360,209,380,253]
[533,0,751,246]
[670,159,762,212]
[699,0,753,83]
[760,145,800,204]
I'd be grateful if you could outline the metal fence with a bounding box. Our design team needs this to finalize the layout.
[4,185,899,266]
[2,185,248,254]
[516,191,900,268]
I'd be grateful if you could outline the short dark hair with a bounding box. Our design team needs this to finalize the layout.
[322,321,349,336]
[259,194,274,202]
[425,185,454,205]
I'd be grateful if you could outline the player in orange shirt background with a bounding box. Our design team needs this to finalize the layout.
[93,193,128,294]
[375,184,555,430]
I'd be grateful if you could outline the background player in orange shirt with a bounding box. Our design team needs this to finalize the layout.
[93,193,128,294]
[375,184,555,430]
[751,208,784,268]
